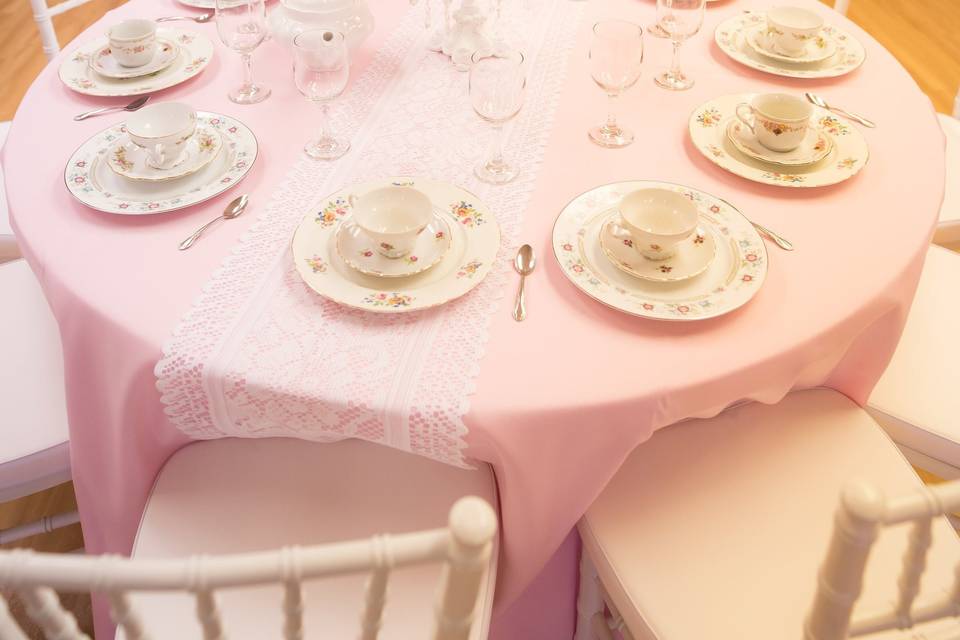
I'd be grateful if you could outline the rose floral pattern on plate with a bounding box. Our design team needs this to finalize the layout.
[106,126,223,182]
[714,12,866,80]
[59,28,213,97]
[689,93,869,188]
[292,178,501,314]
[337,214,453,278]
[65,112,257,214]
[553,181,767,321]
[745,26,837,65]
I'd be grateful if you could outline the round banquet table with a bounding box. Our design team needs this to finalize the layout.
[3,0,945,637]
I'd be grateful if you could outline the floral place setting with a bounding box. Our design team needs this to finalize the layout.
[689,92,869,187]
[714,7,866,79]
[65,102,257,214]
[292,178,500,313]
[59,19,213,97]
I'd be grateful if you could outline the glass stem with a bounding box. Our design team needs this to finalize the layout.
[669,40,682,79]
[606,93,619,133]
[317,102,331,142]
[489,124,505,168]
[241,52,254,91]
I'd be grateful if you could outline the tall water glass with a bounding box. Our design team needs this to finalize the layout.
[469,50,526,185]
[215,0,270,104]
[293,30,350,160]
[588,20,644,148]
[655,0,706,91]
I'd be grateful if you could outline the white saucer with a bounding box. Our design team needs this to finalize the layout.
[89,38,180,79]
[600,218,716,283]
[726,119,833,168]
[106,126,223,182]
[746,26,837,64]
[337,215,453,278]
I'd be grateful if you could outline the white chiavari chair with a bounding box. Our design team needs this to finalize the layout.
[0,259,75,546]
[575,389,960,640]
[0,494,497,640]
[867,245,960,490]
[28,0,97,62]
[0,436,499,638]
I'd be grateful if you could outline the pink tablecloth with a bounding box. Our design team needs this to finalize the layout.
[3,0,944,637]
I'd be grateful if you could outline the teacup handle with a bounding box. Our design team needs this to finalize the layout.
[735,103,756,135]
[148,143,166,167]
[348,194,358,208]
[608,217,633,241]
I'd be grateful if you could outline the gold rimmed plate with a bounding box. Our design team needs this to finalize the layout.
[725,119,833,168]
[336,215,452,278]
[599,216,717,283]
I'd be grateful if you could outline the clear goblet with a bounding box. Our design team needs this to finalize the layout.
[588,20,644,148]
[655,0,706,91]
[215,0,270,104]
[469,50,526,185]
[293,30,351,160]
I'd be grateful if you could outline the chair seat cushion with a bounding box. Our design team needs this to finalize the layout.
[935,113,960,244]
[0,259,69,502]
[580,389,960,640]
[123,437,499,640]
[868,245,960,472]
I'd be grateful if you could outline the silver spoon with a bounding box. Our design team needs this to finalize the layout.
[156,12,213,23]
[750,220,794,251]
[74,95,150,121]
[179,195,249,251]
[804,92,876,128]
[513,244,536,322]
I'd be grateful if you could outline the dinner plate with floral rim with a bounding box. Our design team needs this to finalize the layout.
[553,181,767,322]
[714,12,865,79]
[337,215,453,278]
[89,38,180,80]
[65,112,256,214]
[106,126,222,183]
[725,119,833,168]
[293,178,501,314]
[599,218,717,283]
[59,28,212,97]
[744,25,837,64]
[690,94,869,188]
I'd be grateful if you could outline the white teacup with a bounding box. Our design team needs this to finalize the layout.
[765,6,823,57]
[610,188,698,261]
[108,19,157,67]
[735,93,812,153]
[348,186,434,259]
[126,102,197,170]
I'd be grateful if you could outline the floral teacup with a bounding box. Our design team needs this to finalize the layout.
[765,6,823,57]
[735,93,812,153]
[348,186,434,258]
[609,188,698,261]
[126,102,197,170]
[108,19,157,67]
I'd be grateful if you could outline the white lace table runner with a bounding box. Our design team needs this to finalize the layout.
[155,0,584,467]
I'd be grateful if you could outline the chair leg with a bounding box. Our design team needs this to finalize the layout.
[575,548,604,640]
[0,511,80,545]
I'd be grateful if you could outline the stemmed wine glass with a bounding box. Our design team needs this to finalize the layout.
[215,0,270,104]
[654,0,706,91]
[588,20,644,148]
[469,50,526,185]
[293,30,351,160]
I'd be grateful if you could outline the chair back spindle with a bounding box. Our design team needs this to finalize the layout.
[806,479,960,639]
[0,497,497,640]
[26,0,98,61]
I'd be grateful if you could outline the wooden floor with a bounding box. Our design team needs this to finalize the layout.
[0,0,957,636]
